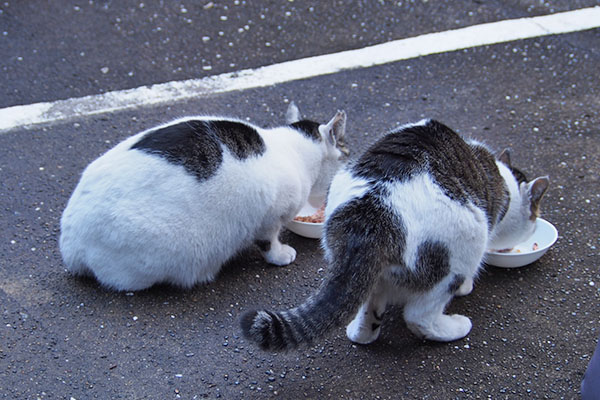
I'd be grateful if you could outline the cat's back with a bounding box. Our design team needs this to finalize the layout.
[353,119,474,183]
[329,119,473,209]
[128,117,267,181]
[64,116,269,232]
[352,119,503,211]
[326,119,502,255]
[70,117,274,202]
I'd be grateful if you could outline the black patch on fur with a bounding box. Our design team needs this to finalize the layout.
[352,127,425,183]
[255,240,271,252]
[212,120,266,159]
[290,120,322,142]
[325,190,407,269]
[397,240,450,291]
[353,120,509,229]
[509,166,528,185]
[327,189,452,293]
[383,238,451,292]
[130,119,265,181]
[323,190,407,306]
[372,323,381,331]
[448,274,466,294]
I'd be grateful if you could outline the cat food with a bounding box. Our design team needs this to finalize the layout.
[485,219,557,268]
[294,205,325,224]
[492,242,539,254]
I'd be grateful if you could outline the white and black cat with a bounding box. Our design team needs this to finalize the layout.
[242,119,549,349]
[59,104,348,291]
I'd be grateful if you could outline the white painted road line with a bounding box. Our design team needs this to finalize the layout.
[1,6,599,132]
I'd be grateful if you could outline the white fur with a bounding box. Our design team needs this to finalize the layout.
[285,102,301,124]
[384,175,485,341]
[329,165,541,343]
[324,169,370,218]
[488,161,537,250]
[60,110,346,291]
[385,174,489,274]
[394,118,431,132]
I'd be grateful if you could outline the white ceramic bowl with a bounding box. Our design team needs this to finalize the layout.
[286,219,324,239]
[485,218,558,268]
[285,201,324,239]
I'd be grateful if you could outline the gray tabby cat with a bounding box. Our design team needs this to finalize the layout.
[241,119,549,349]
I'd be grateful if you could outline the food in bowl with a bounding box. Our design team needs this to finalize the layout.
[485,218,557,268]
[293,205,325,224]
[286,203,325,239]
[492,242,540,254]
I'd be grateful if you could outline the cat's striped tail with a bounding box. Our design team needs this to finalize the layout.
[241,196,398,351]
[240,257,381,351]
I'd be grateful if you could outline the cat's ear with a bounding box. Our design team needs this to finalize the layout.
[319,110,346,148]
[527,176,549,219]
[498,149,511,166]
[286,102,301,124]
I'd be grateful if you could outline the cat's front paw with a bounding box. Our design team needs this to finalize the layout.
[346,317,381,345]
[264,244,297,266]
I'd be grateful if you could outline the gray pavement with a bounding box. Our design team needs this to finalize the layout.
[3,0,599,108]
[1,1,599,399]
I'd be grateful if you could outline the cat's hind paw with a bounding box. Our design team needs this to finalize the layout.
[346,317,381,345]
[406,312,472,342]
[422,314,472,342]
[264,244,297,266]
[455,278,474,297]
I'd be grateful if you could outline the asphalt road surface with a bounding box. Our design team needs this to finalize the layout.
[1,1,599,399]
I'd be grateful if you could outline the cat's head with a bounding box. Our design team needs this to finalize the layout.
[287,103,349,199]
[489,149,549,250]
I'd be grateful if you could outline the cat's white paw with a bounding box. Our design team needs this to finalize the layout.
[265,244,297,266]
[406,313,472,342]
[455,278,474,296]
[424,314,472,342]
[346,316,381,344]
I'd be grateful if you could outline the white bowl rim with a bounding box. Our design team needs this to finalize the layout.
[486,218,558,256]
[289,219,324,227]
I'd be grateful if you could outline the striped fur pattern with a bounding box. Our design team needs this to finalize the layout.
[241,119,549,350]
